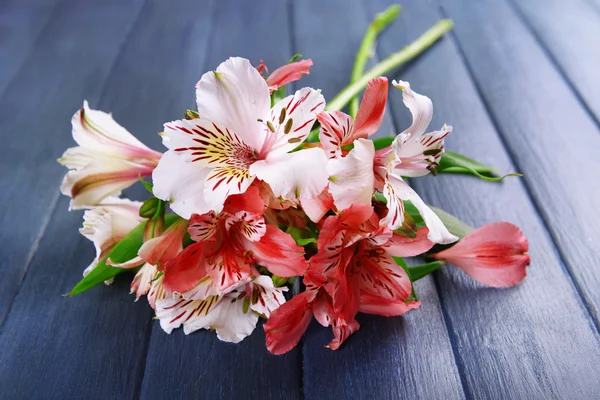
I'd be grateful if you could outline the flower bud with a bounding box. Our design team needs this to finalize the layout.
[139,197,160,218]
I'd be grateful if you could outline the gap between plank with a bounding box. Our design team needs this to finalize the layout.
[0,0,148,331]
[504,0,600,132]
[437,4,600,338]
[132,0,217,396]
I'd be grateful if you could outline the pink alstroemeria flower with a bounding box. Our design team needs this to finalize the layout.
[432,222,530,288]
[78,197,143,276]
[156,275,287,342]
[59,101,162,209]
[265,204,433,354]
[264,59,313,92]
[162,186,307,297]
[152,57,327,219]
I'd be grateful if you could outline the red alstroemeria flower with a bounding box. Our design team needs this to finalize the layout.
[265,203,433,354]
[162,186,308,297]
[432,222,530,288]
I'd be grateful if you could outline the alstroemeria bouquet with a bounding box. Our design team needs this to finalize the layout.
[58,7,529,354]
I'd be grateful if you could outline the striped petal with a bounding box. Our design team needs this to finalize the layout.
[318,111,355,158]
[353,77,388,139]
[195,57,270,150]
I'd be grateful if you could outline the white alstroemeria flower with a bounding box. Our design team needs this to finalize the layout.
[152,57,328,219]
[376,80,456,244]
[79,197,144,276]
[155,276,287,343]
[59,101,162,210]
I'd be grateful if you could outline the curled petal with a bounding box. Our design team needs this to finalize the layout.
[353,77,388,139]
[264,291,314,355]
[244,225,308,277]
[327,318,360,350]
[383,174,457,245]
[72,101,161,160]
[195,57,270,150]
[130,263,158,300]
[61,159,154,210]
[250,148,329,201]
[327,138,375,210]
[266,59,313,91]
[188,211,219,242]
[433,222,529,288]
[392,80,433,136]
[392,125,451,178]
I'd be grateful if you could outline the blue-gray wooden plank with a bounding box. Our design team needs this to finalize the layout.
[365,0,600,398]
[0,1,166,398]
[0,0,144,327]
[439,0,600,328]
[293,1,465,398]
[138,1,303,399]
[0,0,63,97]
[507,0,600,123]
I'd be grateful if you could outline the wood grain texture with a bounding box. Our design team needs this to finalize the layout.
[0,0,63,97]
[294,1,465,398]
[365,0,600,398]
[440,0,600,327]
[0,0,144,326]
[138,1,304,399]
[507,0,600,123]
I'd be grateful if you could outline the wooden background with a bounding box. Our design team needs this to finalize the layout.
[1,0,600,398]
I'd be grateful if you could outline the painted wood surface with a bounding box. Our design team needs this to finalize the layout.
[1,0,599,399]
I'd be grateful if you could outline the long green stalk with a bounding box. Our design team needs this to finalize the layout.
[327,19,454,113]
[348,5,401,118]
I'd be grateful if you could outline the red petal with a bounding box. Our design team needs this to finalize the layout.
[162,242,208,293]
[353,77,388,139]
[245,225,308,277]
[266,59,313,90]
[385,227,435,257]
[223,185,265,215]
[265,292,314,355]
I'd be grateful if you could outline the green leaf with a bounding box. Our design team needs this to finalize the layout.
[287,226,317,247]
[373,136,395,150]
[66,257,127,296]
[138,174,154,194]
[295,237,317,246]
[288,53,303,63]
[67,214,182,296]
[393,257,445,282]
[438,151,522,181]
[429,206,473,238]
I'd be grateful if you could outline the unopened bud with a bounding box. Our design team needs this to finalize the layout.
[184,109,199,120]
[272,275,288,287]
[139,197,160,218]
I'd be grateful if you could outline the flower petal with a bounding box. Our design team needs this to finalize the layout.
[155,295,222,334]
[385,227,435,257]
[249,276,288,317]
[318,111,355,158]
[152,151,212,218]
[433,222,529,287]
[195,57,270,150]
[225,211,267,242]
[244,225,308,277]
[300,188,334,223]
[359,296,420,316]
[130,263,158,300]
[264,291,314,355]
[163,242,208,294]
[138,218,187,267]
[72,101,161,159]
[188,211,220,242]
[392,125,451,178]
[250,148,329,201]
[392,80,433,136]
[327,138,375,210]
[353,77,388,139]
[267,87,325,156]
[383,174,457,245]
[266,59,313,90]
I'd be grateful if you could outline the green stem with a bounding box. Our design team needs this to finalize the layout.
[349,5,401,118]
[327,19,454,113]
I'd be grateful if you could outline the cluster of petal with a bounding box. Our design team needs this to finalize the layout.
[265,204,433,354]
[59,101,162,209]
[152,57,327,219]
